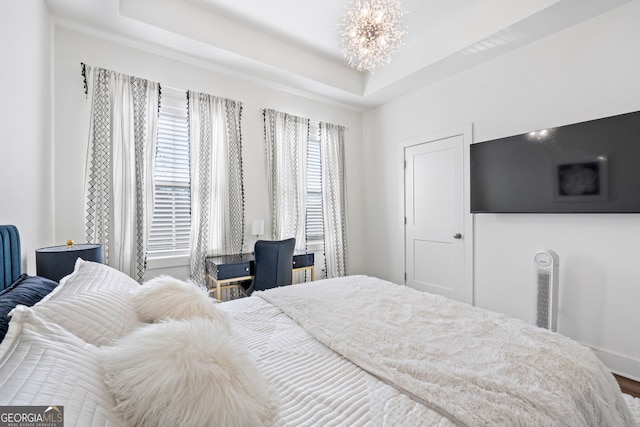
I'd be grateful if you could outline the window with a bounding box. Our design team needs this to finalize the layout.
[306,121,324,244]
[147,89,191,258]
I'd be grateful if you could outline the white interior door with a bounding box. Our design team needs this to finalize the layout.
[405,133,468,302]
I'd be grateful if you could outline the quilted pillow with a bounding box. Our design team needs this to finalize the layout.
[0,275,58,342]
[100,317,276,427]
[0,306,125,426]
[41,259,139,303]
[134,276,229,330]
[31,289,141,346]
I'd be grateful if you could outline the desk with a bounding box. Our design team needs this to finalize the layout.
[205,251,314,300]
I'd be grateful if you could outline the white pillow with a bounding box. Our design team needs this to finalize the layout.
[31,289,141,346]
[0,306,125,426]
[100,317,277,427]
[41,259,139,303]
[134,276,229,330]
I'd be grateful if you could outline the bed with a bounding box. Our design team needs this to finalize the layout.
[0,259,638,426]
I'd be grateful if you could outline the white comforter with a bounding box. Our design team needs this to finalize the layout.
[2,261,635,426]
[249,275,635,427]
[220,295,455,426]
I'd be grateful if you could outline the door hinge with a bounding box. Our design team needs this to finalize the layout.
[404,272,407,282]
[404,217,407,225]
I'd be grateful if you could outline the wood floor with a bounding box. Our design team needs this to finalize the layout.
[615,374,640,398]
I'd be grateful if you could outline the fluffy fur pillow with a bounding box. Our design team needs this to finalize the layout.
[100,317,277,427]
[134,276,229,330]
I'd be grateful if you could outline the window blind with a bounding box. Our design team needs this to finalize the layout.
[306,121,324,243]
[147,96,191,258]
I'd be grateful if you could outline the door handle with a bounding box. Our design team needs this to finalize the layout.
[453,233,462,239]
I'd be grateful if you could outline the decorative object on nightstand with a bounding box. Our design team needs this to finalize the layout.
[36,241,102,282]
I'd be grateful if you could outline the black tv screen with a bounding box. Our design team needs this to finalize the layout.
[470,110,640,213]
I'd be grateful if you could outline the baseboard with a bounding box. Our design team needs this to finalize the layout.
[591,347,640,397]
[590,346,640,383]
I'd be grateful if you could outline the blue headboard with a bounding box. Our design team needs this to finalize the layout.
[0,225,21,290]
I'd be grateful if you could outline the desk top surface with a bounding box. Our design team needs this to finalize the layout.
[207,253,253,264]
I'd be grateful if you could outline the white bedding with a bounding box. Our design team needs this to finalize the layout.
[219,296,455,426]
[1,262,637,426]
[249,275,635,426]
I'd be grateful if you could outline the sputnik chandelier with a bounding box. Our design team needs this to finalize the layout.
[340,0,408,72]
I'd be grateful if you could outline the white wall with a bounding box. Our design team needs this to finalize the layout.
[363,1,640,379]
[0,1,53,274]
[52,26,365,281]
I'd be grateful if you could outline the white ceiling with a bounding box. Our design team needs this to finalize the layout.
[45,0,633,111]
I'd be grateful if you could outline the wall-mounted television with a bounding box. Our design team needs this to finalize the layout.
[470,110,640,213]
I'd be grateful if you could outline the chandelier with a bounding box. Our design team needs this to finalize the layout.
[340,0,408,72]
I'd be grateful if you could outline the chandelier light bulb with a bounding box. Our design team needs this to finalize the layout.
[340,0,408,72]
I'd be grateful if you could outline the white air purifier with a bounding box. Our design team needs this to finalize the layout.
[533,249,559,332]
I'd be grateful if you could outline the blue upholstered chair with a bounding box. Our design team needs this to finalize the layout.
[243,238,296,295]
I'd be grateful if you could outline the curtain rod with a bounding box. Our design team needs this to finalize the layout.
[80,63,344,130]
[260,108,348,131]
[79,62,162,112]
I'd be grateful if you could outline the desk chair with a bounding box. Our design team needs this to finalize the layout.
[243,238,296,295]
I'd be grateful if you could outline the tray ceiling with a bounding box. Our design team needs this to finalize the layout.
[46,0,633,110]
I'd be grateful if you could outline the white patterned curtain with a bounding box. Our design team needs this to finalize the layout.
[188,91,244,285]
[83,65,159,282]
[320,122,348,277]
[263,109,308,254]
